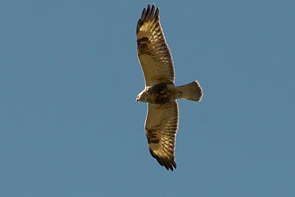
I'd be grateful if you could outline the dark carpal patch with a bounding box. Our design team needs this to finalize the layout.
[146,129,160,144]
[137,37,149,44]
[137,37,151,55]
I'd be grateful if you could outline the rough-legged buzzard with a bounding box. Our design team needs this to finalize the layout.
[136,4,203,171]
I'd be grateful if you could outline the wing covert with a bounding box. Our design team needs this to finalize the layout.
[137,4,175,86]
[145,101,179,171]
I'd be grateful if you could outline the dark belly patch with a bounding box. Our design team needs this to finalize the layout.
[148,83,173,104]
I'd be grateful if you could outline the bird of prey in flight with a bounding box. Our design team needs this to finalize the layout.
[136,4,203,171]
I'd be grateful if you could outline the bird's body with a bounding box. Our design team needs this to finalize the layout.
[136,4,203,171]
[137,83,179,104]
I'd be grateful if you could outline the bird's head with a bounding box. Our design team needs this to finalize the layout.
[136,90,147,102]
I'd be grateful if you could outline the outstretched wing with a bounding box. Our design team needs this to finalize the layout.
[137,4,175,86]
[145,101,179,171]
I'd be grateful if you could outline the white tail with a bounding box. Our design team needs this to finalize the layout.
[177,80,203,101]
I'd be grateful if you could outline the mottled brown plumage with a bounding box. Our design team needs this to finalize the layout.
[136,4,203,171]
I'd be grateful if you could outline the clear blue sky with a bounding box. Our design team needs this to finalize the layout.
[1,1,294,196]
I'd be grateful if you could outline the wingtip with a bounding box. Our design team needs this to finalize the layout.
[137,4,160,34]
[149,148,177,171]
